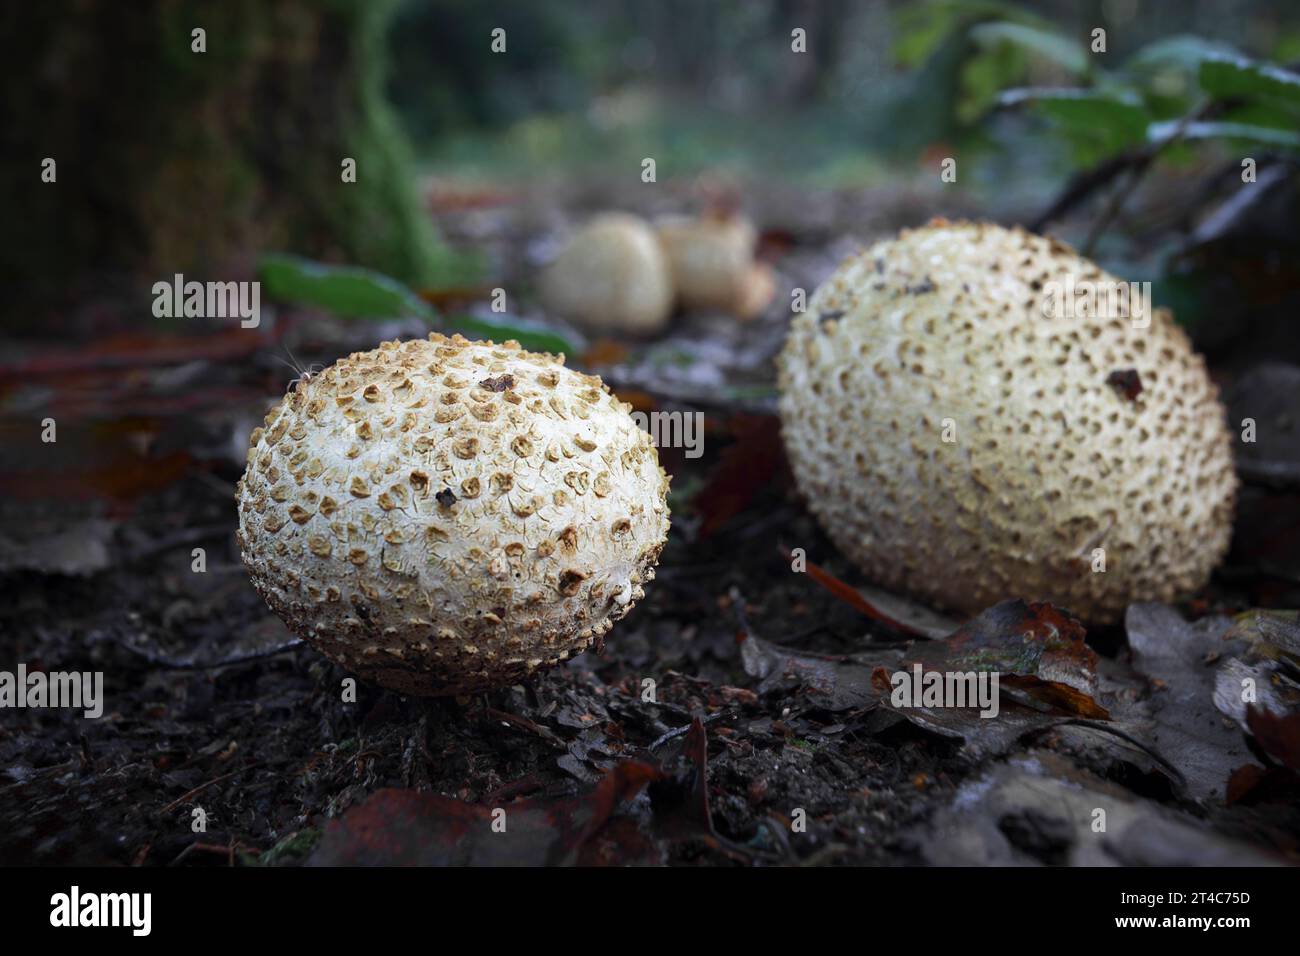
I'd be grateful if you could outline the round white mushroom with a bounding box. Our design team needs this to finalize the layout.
[539,213,674,336]
[777,220,1237,623]
[237,334,671,695]
[656,213,774,319]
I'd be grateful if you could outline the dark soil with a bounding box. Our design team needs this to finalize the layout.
[2,181,1299,867]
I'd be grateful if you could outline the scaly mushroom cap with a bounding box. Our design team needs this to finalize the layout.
[237,334,671,695]
[540,213,674,335]
[777,220,1237,624]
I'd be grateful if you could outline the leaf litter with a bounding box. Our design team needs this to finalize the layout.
[4,180,1299,865]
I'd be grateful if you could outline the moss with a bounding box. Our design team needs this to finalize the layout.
[252,828,323,866]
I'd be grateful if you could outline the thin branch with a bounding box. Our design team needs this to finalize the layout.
[1080,105,1208,256]
[159,763,260,815]
[1237,458,1300,492]
[1031,150,1143,233]
[121,638,304,671]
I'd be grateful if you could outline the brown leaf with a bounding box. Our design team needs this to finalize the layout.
[691,413,786,537]
[738,626,881,712]
[649,717,754,862]
[310,760,662,866]
[906,600,1108,719]
[782,546,957,638]
[580,338,631,367]
[1246,706,1300,772]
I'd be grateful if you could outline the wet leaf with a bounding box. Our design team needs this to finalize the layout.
[1147,119,1300,150]
[917,753,1280,866]
[258,255,579,354]
[1246,706,1300,772]
[443,313,577,356]
[1125,35,1241,76]
[1226,763,1300,806]
[905,600,1107,718]
[998,87,1150,156]
[1124,603,1263,803]
[1213,657,1297,733]
[738,626,882,712]
[737,600,1098,755]
[649,717,753,862]
[1227,609,1300,663]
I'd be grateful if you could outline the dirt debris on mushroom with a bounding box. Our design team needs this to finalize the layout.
[777,219,1238,624]
[236,333,671,695]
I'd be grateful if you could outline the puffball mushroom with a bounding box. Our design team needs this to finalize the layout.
[539,213,674,335]
[656,213,775,319]
[236,334,670,696]
[777,220,1237,624]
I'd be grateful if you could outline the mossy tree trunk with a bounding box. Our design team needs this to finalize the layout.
[3,0,445,321]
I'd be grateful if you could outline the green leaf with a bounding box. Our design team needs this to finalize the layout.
[1199,55,1300,106]
[970,21,1089,75]
[1218,99,1300,132]
[1147,119,1300,149]
[998,87,1150,159]
[259,254,436,320]
[1123,36,1240,109]
[258,254,580,356]
[1125,35,1240,73]
[443,315,577,357]
[958,41,1027,122]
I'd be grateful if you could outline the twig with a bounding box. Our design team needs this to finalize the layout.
[648,710,730,751]
[1034,101,1212,249]
[1031,150,1143,232]
[1080,104,1207,256]
[483,706,566,748]
[120,638,304,671]
[1081,164,1151,256]
[483,772,546,805]
[169,840,258,867]
[159,763,260,815]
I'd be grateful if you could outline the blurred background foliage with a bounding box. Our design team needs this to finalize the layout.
[390,0,1300,185]
[381,0,1300,352]
[4,0,1298,341]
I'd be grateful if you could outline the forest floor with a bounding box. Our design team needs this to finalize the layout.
[2,176,1299,866]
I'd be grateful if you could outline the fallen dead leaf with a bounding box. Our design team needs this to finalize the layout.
[781,545,958,639]
[1124,603,1263,804]
[310,760,662,866]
